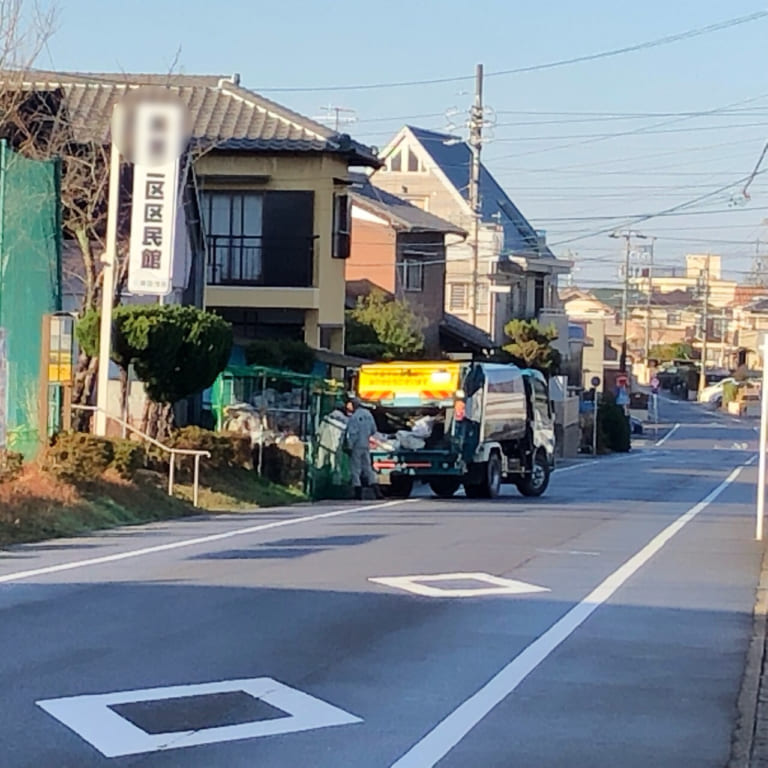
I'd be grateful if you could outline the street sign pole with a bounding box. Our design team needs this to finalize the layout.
[590,376,601,457]
[94,106,122,437]
[757,335,768,540]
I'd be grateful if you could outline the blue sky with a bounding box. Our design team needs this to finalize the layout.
[45,0,768,285]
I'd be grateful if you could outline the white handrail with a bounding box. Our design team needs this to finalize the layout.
[71,405,210,507]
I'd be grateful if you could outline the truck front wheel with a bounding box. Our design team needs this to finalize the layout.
[464,454,501,499]
[516,452,550,497]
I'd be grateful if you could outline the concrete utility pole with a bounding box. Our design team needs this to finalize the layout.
[611,230,647,373]
[698,254,711,396]
[644,238,656,363]
[468,63,483,328]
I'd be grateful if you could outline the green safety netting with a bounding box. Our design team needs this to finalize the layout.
[210,364,350,499]
[0,141,62,458]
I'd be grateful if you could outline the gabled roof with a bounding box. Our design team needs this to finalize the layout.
[11,70,380,165]
[349,173,465,235]
[398,125,556,259]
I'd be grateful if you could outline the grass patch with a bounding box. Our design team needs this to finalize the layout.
[0,465,304,548]
[173,467,306,510]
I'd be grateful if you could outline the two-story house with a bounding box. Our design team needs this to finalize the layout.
[371,126,571,355]
[346,174,475,356]
[22,71,380,360]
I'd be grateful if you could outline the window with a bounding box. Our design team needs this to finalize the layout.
[202,192,264,282]
[476,283,489,312]
[532,378,551,421]
[407,148,419,172]
[400,259,424,292]
[534,276,545,314]
[389,151,402,172]
[203,190,314,287]
[449,282,469,311]
[666,312,682,326]
[333,193,350,259]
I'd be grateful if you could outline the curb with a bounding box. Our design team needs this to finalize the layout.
[730,544,768,768]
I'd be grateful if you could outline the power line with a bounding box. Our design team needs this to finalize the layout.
[255,11,768,93]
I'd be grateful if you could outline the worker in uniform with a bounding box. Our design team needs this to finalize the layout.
[344,396,383,500]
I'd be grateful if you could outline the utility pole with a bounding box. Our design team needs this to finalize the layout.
[610,230,647,373]
[468,63,483,328]
[698,254,711,396]
[644,238,656,363]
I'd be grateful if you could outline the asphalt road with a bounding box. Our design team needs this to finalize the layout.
[0,398,764,767]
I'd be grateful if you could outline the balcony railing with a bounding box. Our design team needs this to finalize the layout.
[207,234,314,287]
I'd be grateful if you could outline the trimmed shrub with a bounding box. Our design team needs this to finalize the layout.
[0,450,23,484]
[169,426,252,473]
[598,394,630,453]
[245,339,316,374]
[110,439,147,480]
[42,433,115,484]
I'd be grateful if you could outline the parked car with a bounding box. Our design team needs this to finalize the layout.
[698,377,735,406]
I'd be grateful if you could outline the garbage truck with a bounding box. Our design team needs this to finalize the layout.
[354,360,555,499]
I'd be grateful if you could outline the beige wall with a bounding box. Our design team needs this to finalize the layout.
[196,152,350,351]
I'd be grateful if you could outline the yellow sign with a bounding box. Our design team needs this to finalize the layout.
[358,362,461,401]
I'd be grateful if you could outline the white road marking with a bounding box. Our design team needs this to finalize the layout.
[537,548,600,557]
[38,677,361,758]
[0,500,413,585]
[389,461,749,768]
[655,422,680,447]
[369,572,549,598]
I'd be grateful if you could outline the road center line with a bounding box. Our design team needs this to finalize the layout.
[389,461,749,768]
[0,499,413,585]
[655,422,681,447]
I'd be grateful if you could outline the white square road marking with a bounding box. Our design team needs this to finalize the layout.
[368,572,550,598]
[37,678,362,758]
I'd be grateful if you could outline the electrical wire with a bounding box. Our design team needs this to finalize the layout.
[255,11,768,93]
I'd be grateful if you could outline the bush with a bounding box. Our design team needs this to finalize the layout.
[598,394,630,453]
[110,439,147,480]
[0,450,23,484]
[723,380,739,405]
[169,426,252,473]
[245,339,316,374]
[42,433,115,484]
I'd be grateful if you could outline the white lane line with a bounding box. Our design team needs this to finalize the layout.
[0,499,413,585]
[655,422,680,447]
[389,461,749,768]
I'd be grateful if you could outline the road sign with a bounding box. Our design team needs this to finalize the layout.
[616,374,629,388]
[590,376,601,388]
[127,99,185,297]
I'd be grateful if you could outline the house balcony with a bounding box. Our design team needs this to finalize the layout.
[205,234,319,311]
[206,234,315,288]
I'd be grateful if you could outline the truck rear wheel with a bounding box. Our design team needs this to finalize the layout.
[429,477,461,498]
[382,475,413,499]
[464,454,501,499]
[516,452,550,497]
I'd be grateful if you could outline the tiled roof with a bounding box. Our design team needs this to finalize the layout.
[404,126,556,259]
[349,173,465,235]
[13,70,380,165]
[440,313,495,351]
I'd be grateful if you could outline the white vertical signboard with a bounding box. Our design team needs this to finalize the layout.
[127,101,183,297]
[0,327,7,451]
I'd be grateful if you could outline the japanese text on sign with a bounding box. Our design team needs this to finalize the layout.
[127,101,184,297]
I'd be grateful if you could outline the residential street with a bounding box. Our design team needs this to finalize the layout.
[0,399,764,767]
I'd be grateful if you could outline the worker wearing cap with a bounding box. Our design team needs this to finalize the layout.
[344,396,382,500]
